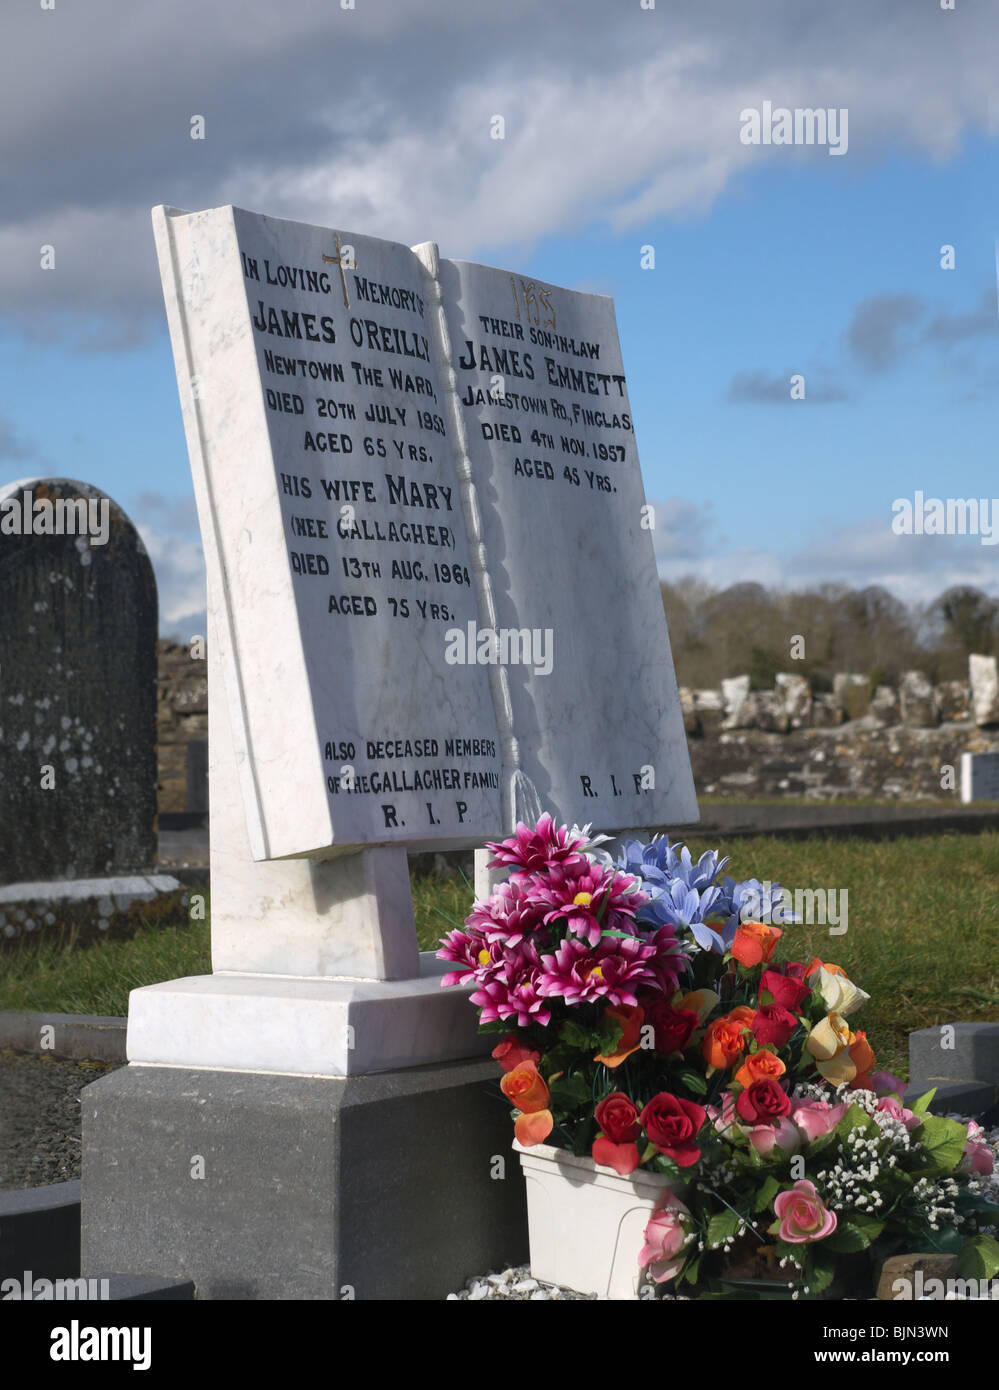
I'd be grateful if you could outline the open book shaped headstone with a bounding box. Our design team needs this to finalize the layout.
[153,204,696,987]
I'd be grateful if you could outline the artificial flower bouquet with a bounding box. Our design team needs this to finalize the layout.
[439,815,999,1299]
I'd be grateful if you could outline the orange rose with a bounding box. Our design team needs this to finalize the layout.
[500,1060,550,1113]
[594,1003,644,1069]
[734,1047,787,1089]
[730,921,782,968]
[808,958,848,978]
[515,1109,554,1146]
[702,1006,755,1070]
[849,1030,875,1081]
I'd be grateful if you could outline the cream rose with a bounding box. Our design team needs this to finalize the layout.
[805,1012,854,1062]
[815,967,869,1018]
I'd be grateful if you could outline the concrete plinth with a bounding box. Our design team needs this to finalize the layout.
[81,1058,526,1300]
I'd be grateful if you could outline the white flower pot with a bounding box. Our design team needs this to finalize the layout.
[513,1140,683,1300]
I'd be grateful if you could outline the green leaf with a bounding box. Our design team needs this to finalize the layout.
[802,1129,839,1159]
[911,1088,937,1117]
[773,1238,804,1267]
[652,1153,681,1178]
[919,1115,969,1173]
[808,1258,835,1295]
[675,1068,708,1096]
[957,1196,999,1221]
[923,1225,965,1255]
[594,1015,625,1054]
[707,1209,743,1249]
[559,1019,600,1050]
[681,1252,702,1287]
[833,1103,877,1143]
[825,1213,884,1253]
[955,1235,999,1283]
[753,1175,782,1214]
[548,1072,593,1109]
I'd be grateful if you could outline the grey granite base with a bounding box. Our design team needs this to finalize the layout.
[909,1022,999,1087]
[81,1058,527,1300]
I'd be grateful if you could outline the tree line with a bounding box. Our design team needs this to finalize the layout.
[660,580,999,691]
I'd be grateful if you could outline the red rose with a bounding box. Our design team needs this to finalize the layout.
[735,1078,792,1124]
[491,1034,541,1074]
[594,1091,641,1144]
[759,970,811,1013]
[782,960,818,982]
[645,1001,698,1056]
[592,1137,641,1175]
[639,1092,706,1168]
[752,1005,799,1048]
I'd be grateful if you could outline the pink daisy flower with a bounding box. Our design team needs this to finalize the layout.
[464,876,549,948]
[485,814,587,872]
[437,928,496,987]
[639,923,689,998]
[470,973,551,1027]
[535,862,647,948]
[537,935,658,1008]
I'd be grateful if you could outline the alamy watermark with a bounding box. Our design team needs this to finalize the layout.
[0,489,110,546]
[2,1271,110,1300]
[891,492,999,545]
[892,1270,998,1301]
[445,620,553,677]
[740,882,848,937]
[740,102,848,156]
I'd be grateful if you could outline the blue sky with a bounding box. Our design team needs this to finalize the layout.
[2,1,997,636]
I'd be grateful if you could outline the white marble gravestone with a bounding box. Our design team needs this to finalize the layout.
[124,203,696,1076]
[82,203,698,1302]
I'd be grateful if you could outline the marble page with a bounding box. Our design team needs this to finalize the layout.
[154,206,503,859]
[437,257,698,834]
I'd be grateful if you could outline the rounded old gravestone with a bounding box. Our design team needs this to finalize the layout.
[0,477,158,886]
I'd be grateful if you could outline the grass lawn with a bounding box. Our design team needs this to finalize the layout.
[2,832,997,1078]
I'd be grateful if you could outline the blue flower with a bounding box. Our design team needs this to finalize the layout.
[635,879,726,954]
[619,835,794,956]
[714,876,799,941]
[618,835,729,894]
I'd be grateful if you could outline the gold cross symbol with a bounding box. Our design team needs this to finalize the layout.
[323,234,357,309]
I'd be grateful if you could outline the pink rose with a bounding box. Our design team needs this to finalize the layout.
[748,1117,801,1158]
[869,1069,907,1100]
[638,1194,694,1284]
[962,1121,995,1177]
[774,1179,837,1244]
[790,1099,846,1144]
[706,1090,740,1138]
[875,1097,920,1131]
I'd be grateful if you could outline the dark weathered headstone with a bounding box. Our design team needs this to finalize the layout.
[0,477,158,885]
[185,738,208,814]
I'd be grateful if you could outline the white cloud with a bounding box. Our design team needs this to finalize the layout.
[1,1,997,343]
[658,512,999,604]
[131,493,206,638]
